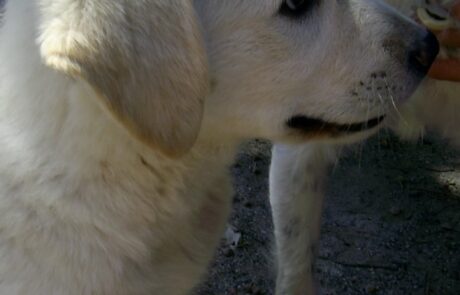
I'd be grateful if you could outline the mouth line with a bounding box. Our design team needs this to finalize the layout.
[286,115,385,135]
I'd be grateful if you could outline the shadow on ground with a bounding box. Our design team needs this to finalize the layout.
[198,132,460,295]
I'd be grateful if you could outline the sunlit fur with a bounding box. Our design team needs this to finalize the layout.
[0,0,439,294]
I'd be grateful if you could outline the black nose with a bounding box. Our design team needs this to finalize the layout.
[408,30,440,76]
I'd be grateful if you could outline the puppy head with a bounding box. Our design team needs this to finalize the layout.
[195,0,438,145]
[38,0,209,156]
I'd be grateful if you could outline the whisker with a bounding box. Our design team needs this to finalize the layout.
[372,80,392,141]
[357,140,365,169]
[332,146,344,173]
[384,77,409,126]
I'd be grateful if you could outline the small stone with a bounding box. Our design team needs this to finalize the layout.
[223,248,234,257]
[441,222,453,230]
[253,155,263,162]
[244,200,253,208]
[251,285,262,294]
[366,285,378,294]
[447,241,457,250]
[389,206,403,216]
[243,283,262,294]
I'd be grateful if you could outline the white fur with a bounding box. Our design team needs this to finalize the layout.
[269,1,460,294]
[0,0,442,294]
[270,143,337,294]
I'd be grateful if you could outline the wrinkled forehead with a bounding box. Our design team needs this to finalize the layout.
[195,0,281,19]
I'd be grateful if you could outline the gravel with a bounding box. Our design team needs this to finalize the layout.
[198,132,460,295]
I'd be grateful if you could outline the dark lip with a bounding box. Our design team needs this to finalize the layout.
[286,115,386,135]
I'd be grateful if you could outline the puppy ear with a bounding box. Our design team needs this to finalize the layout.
[38,0,209,156]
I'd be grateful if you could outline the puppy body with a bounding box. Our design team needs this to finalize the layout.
[0,47,231,294]
[0,0,438,294]
[0,51,232,294]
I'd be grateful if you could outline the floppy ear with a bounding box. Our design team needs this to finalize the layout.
[38,0,209,156]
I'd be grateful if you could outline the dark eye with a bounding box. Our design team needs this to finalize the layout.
[279,0,317,18]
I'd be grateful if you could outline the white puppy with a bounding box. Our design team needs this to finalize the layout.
[0,0,438,294]
[270,1,459,294]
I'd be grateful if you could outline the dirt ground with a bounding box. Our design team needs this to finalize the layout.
[197,133,460,295]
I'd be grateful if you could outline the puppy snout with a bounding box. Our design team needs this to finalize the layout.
[408,30,440,76]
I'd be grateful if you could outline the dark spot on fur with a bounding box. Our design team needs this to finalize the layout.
[0,0,4,23]
[197,192,226,232]
[308,243,319,273]
[139,155,166,183]
[283,218,301,238]
[99,160,111,183]
[311,179,324,193]
[311,243,319,256]
[179,243,200,264]
[156,187,166,196]
[140,155,151,169]
[210,78,218,91]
